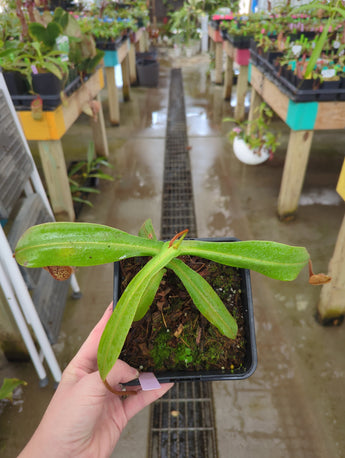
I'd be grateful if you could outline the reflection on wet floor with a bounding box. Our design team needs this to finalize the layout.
[1,52,345,458]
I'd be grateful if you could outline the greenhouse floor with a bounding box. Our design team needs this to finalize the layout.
[1,51,345,457]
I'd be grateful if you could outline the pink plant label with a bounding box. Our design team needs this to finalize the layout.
[139,372,161,391]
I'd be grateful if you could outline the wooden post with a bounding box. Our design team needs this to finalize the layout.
[215,42,223,85]
[223,54,233,100]
[121,54,131,102]
[234,65,249,122]
[318,214,345,321]
[128,44,137,84]
[139,31,146,52]
[105,66,120,126]
[38,140,75,221]
[247,87,262,133]
[277,130,314,220]
[90,94,109,158]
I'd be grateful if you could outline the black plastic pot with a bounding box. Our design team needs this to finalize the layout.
[318,79,341,101]
[136,59,159,87]
[11,73,80,111]
[95,36,124,50]
[113,237,257,383]
[3,71,29,96]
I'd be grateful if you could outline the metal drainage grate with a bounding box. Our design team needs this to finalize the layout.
[161,68,197,239]
[148,382,218,458]
[149,68,218,458]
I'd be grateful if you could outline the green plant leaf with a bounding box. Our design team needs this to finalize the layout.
[88,172,114,181]
[72,196,93,206]
[28,22,62,49]
[14,222,163,268]
[179,240,309,281]
[0,378,27,401]
[73,187,100,194]
[97,241,182,380]
[138,218,157,241]
[68,161,86,177]
[169,258,238,339]
[305,18,331,79]
[133,268,166,321]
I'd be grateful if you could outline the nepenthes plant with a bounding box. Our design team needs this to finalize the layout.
[14,219,326,393]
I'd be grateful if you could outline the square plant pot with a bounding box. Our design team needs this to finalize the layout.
[113,237,257,383]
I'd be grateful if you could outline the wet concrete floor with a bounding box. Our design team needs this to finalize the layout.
[1,50,345,457]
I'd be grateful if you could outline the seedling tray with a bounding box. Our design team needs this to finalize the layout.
[250,49,345,102]
[11,75,82,111]
[113,237,257,383]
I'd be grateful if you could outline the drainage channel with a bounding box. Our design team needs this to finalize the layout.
[148,68,218,458]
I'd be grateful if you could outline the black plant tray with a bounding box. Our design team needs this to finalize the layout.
[225,33,252,49]
[95,36,125,50]
[113,237,257,384]
[250,48,345,103]
[11,75,82,111]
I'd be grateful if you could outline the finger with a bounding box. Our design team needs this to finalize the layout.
[66,303,113,377]
[106,359,139,388]
[123,383,174,420]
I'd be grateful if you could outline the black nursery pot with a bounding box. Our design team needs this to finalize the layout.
[32,73,64,108]
[3,71,29,95]
[32,73,63,95]
[113,237,257,383]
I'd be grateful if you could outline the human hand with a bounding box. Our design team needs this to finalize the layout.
[19,303,173,458]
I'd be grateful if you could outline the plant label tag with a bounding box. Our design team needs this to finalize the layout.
[138,372,161,391]
[321,68,336,79]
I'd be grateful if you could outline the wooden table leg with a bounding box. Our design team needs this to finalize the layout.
[129,44,137,84]
[215,42,223,85]
[318,213,345,321]
[90,94,109,158]
[223,54,233,100]
[247,87,263,133]
[234,65,248,122]
[121,54,131,102]
[38,140,75,221]
[138,31,146,52]
[277,130,314,220]
[105,66,120,126]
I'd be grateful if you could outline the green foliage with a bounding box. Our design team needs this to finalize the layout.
[68,142,114,208]
[28,22,63,51]
[0,378,27,401]
[225,103,280,157]
[15,219,310,380]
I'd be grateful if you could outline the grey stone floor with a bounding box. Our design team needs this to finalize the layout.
[1,51,345,457]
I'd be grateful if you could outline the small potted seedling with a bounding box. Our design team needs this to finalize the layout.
[14,219,327,393]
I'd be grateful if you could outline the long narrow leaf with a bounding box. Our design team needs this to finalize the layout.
[169,258,238,339]
[97,242,182,380]
[305,18,331,79]
[179,240,309,281]
[15,222,163,267]
[133,268,166,321]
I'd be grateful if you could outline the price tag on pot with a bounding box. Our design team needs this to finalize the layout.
[321,68,336,79]
[138,372,161,391]
[56,35,69,62]
[291,44,302,57]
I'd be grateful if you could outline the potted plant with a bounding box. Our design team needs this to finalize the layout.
[68,142,114,216]
[225,103,280,165]
[14,218,323,393]
[168,0,202,57]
